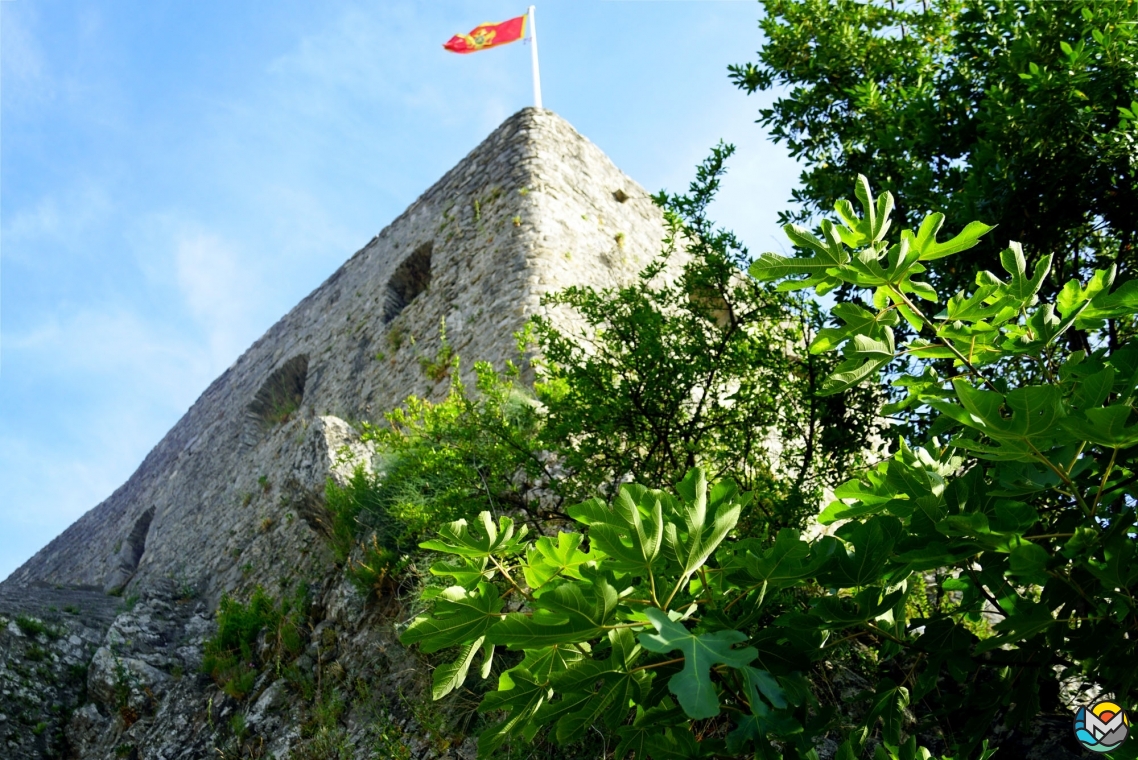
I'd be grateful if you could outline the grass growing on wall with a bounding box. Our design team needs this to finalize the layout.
[202,585,308,699]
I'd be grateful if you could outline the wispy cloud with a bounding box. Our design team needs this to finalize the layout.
[263,4,518,137]
[0,306,219,578]
[1,182,114,261]
[174,231,259,366]
[3,306,212,394]
[267,6,429,100]
[0,3,53,111]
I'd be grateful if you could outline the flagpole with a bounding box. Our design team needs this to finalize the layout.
[528,5,542,109]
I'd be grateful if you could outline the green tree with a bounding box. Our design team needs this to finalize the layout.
[530,144,878,522]
[730,0,1138,308]
[402,177,1138,760]
[751,175,1138,757]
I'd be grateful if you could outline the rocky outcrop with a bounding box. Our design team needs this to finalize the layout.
[0,584,117,758]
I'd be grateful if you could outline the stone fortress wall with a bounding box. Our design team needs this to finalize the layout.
[1,107,670,605]
[0,108,682,759]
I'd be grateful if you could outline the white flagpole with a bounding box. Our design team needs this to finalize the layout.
[528,5,542,109]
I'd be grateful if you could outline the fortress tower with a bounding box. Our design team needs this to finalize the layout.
[0,109,671,759]
[2,108,667,601]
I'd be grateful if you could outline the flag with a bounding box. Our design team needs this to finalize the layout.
[443,15,527,54]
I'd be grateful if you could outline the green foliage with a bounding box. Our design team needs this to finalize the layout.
[403,177,1138,759]
[323,361,554,591]
[292,688,353,760]
[638,608,756,719]
[325,468,386,565]
[257,385,301,426]
[367,361,552,528]
[530,143,878,517]
[119,593,140,613]
[14,615,59,640]
[202,585,308,699]
[111,651,139,725]
[731,0,1138,304]
[757,176,1138,755]
[418,318,458,383]
[401,470,769,758]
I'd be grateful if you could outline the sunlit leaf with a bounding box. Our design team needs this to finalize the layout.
[401,583,504,653]
[639,607,757,719]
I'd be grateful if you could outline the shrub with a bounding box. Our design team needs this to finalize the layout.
[202,585,307,699]
[529,144,878,518]
[731,0,1138,308]
[323,360,558,587]
[14,615,59,640]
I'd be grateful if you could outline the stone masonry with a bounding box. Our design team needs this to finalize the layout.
[0,108,673,759]
[2,107,667,604]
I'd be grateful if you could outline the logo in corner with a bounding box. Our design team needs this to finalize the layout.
[1074,700,1130,753]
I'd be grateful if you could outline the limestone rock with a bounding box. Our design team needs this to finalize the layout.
[0,584,118,758]
[65,704,109,759]
[87,647,172,714]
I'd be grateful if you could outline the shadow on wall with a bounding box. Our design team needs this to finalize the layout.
[384,243,432,324]
[104,506,155,593]
[249,355,310,430]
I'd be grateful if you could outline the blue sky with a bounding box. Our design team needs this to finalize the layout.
[0,0,801,581]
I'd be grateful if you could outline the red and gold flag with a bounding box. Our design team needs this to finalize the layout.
[443,15,527,54]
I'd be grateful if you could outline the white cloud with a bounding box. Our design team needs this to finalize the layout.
[0,433,132,528]
[174,231,259,367]
[3,306,211,391]
[1,182,114,260]
[0,306,219,579]
[0,196,63,246]
[262,3,516,132]
[0,3,53,110]
[266,5,446,107]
